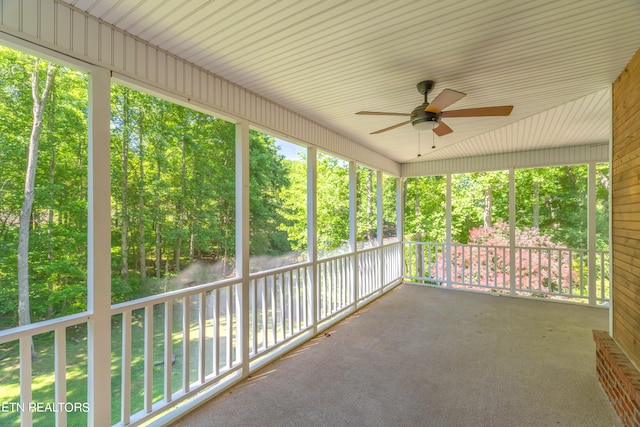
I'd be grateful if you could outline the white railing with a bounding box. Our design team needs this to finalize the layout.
[0,242,403,427]
[317,254,354,321]
[249,263,313,358]
[357,247,381,301]
[404,241,610,305]
[0,312,92,427]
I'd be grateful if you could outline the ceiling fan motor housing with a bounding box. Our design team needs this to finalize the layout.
[411,105,440,129]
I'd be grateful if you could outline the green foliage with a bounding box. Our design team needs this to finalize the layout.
[110,84,238,296]
[382,174,398,240]
[249,130,291,256]
[404,175,446,242]
[0,46,88,328]
[278,155,308,252]
[316,153,350,255]
[516,166,589,248]
[406,165,609,250]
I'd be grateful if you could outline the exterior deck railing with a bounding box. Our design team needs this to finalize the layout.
[0,242,403,427]
[404,241,610,305]
[0,239,610,426]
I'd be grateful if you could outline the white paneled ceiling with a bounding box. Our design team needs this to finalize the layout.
[61,0,640,164]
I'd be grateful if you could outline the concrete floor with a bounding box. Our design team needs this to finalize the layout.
[169,284,620,427]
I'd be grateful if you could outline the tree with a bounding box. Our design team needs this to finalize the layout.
[404,175,446,242]
[316,154,350,255]
[17,59,57,356]
[356,166,377,246]
[248,130,291,258]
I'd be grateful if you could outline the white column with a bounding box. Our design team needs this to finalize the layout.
[86,67,112,427]
[509,167,516,295]
[588,161,597,306]
[377,171,384,291]
[397,177,405,281]
[376,171,384,247]
[307,147,318,332]
[396,178,405,243]
[350,162,358,303]
[236,120,250,375]
[445,173,452,288]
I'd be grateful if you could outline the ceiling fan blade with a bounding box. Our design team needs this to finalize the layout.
[370,120,411,134]
[433,121,453,136]
[442,105,514,118]
[356,111,412,117]
[425,89,466,113]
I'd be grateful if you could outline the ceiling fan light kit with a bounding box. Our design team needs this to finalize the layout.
[356,80,513,137]
[411,109,440,130]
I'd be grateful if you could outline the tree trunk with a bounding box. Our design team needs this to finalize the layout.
[47,145,56,319]
[597,170,610,191]
[155,221,162,280]
[138,132,146,285]
[175,137,187,272]
[121,91,130,282]
[18,60,57,359]
[483,185,493,228]
[155,156,162,280]
[366,169,374,245]
[47,91,57,319]
[414,193,423,280]
[189,229,195,263]
[533,182,540,229]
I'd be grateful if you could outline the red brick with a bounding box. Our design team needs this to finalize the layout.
[593,330,640,427]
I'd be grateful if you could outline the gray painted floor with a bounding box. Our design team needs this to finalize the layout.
[169,285,620,427]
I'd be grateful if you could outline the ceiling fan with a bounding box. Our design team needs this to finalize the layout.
[356,80,513,136]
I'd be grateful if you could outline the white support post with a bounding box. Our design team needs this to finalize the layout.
[509,167,516,295]
[87,67,112,427]
[350,162,358,303]
[588,161,597,306]
[397,178,405,242]
[236,120,250,377]
[307,147,318,333]
[445,173,452,288]
[377,171,384,291]
[397,178,405,279]
[376,171,384,247]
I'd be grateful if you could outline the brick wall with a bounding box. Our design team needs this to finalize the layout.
[594,331,640,426]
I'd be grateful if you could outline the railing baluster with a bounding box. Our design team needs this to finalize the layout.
[234,283,242,365]
[260,279,267,350]
[537,248,542,292]
[225,286,232,369]
[144,306,153,413]
[271,275,277,343]
[599,252,606,301]
[293,269,300,331]
[287,270,293,336]
[183,296,190,393]
[54,327,67,427]
[121,311,131,425]
[19,336,32,427]
[278,273,285,340]
[198,292,206,384]
[164,301,173,402]
[213,289,219,377]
